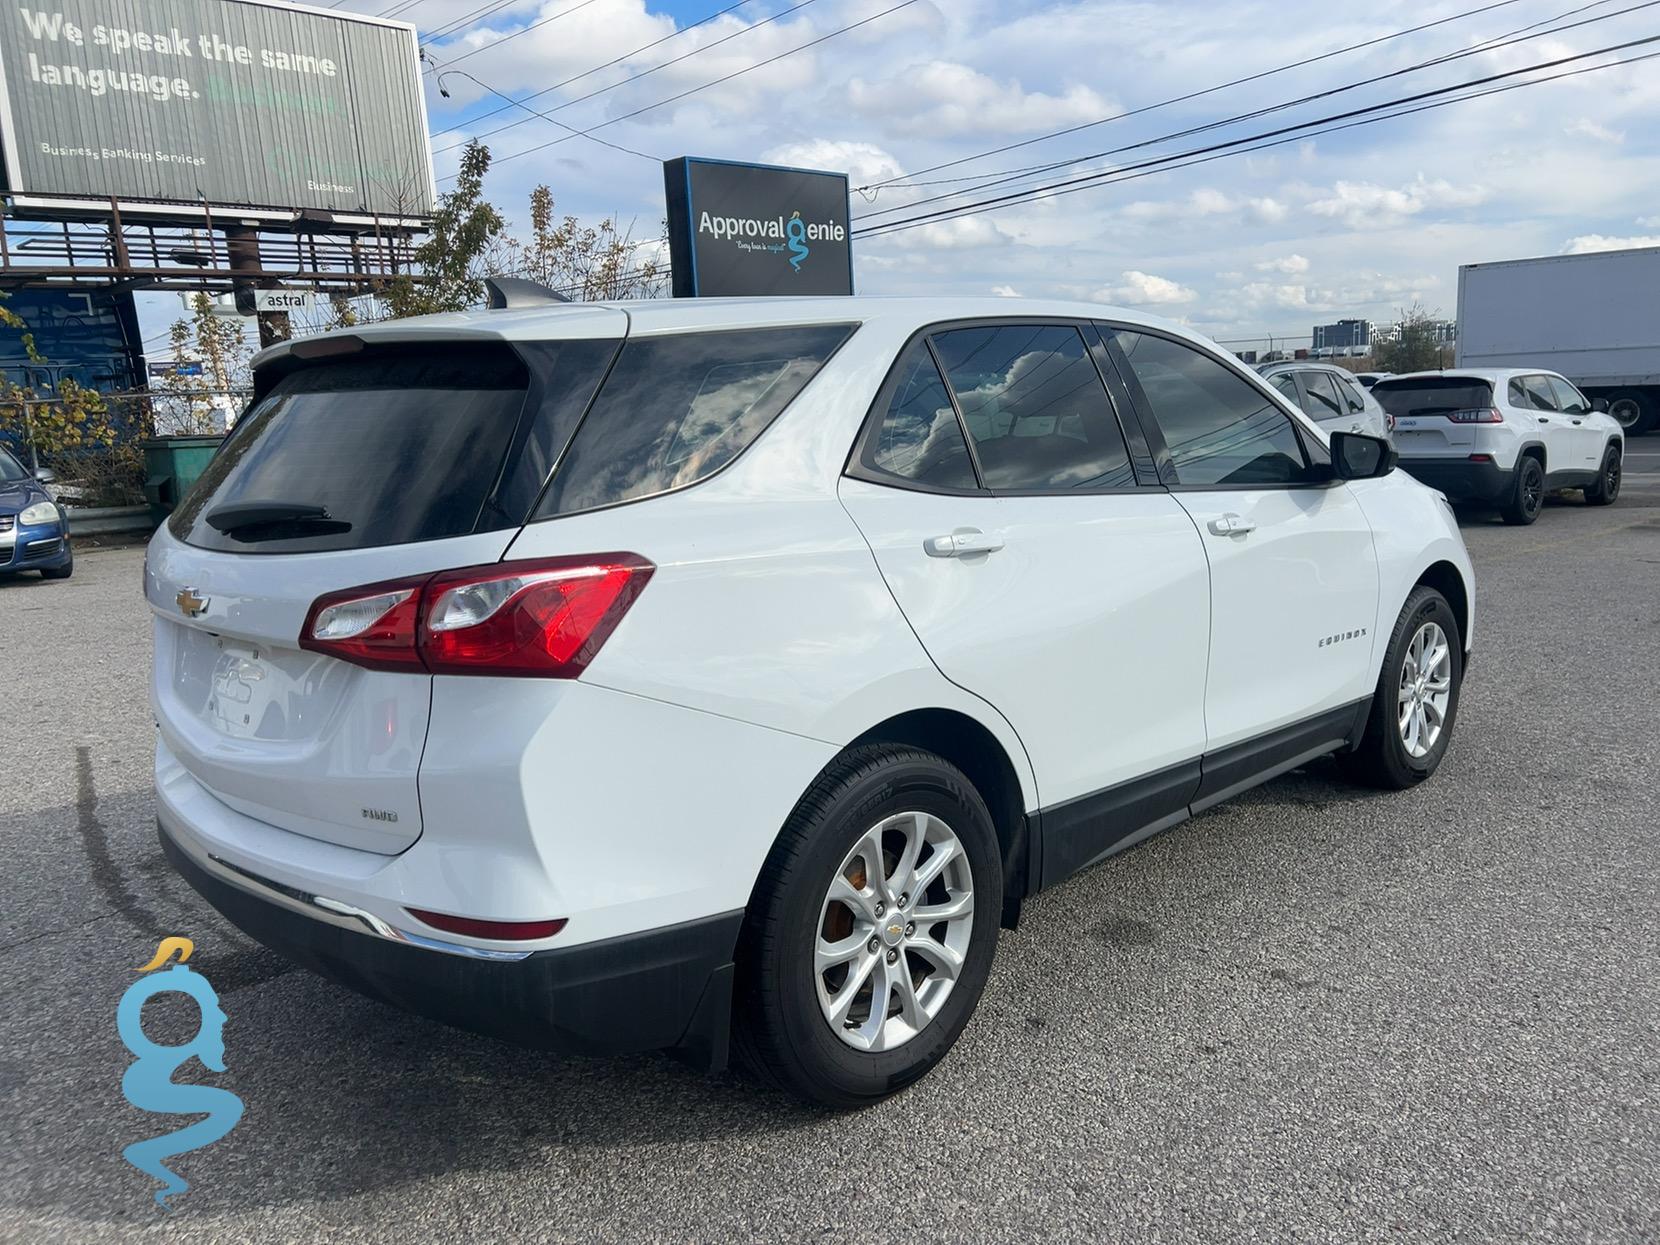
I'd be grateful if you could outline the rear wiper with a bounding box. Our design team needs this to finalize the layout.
[205,501,347,535]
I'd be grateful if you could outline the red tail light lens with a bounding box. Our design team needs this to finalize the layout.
[422,555,654,677]
[1445,407,1503,423]
[406,908,567,941]
[299,555,653,678]
[300,579,425,672]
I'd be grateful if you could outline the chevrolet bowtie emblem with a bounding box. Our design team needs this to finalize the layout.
[176,587,210,618]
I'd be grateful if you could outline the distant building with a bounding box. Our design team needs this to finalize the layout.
[1312,318,1372,357]
[1237,349,1259,365]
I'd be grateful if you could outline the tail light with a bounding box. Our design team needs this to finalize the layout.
[300,554,653,677]
[1445,407,1503,423]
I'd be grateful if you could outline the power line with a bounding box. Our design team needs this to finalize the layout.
[427,0,758,137]
[430,63,662,161]
[452,0,921,177]
[430,0,817,154]
[854,38,1660,240]
[434,0,608,66]
[425,0,527,42]
[852,0,1657,224]
[853,0,1535,196]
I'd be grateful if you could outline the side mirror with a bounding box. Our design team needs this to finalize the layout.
[1330,430,1396,480]
[1592,397,1610,414]
[33,466,56,484]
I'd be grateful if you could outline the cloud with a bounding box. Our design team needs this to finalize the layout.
[847,61,1113,137]
[1638,216,1660,228]
[1305,176,1489,229]
[1561,234,1660,254]
[904,216,1012,250]
[991,284,1021,297]
[1120,189,1286,225]
[1255,254,1310,275]
[1565,119,1623,144]
[1094,271,1197,306]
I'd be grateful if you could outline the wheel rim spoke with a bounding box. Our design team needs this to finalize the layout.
[1397,621,1451,758]
[815,808,974,1053]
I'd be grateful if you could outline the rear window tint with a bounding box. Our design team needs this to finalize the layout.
[171,344,575,554]
[536,324,854,517]
[1372,378,1493,417]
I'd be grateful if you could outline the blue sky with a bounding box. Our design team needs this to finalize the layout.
[143,0,1660,349]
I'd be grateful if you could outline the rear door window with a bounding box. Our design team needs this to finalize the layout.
[537,324,854,516]
[1299,370,1345,420]
[1521,375,1559,412]
[930,324,1135,491]
[171,343,610,554]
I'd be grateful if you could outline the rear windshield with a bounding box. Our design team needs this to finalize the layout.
[171,342,614,554]
[535,324,855,517]
[1372,377,1493,417]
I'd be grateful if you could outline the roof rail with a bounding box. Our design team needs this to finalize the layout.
[484,276,571,309]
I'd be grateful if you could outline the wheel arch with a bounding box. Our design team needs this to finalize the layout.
[1413,560,1471,657]
[1517,439,1547,471]
[847,708,1035,929]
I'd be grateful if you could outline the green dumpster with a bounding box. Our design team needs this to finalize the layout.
[141,436,223,525]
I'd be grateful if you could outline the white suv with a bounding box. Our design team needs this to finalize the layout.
[148,295,1474,1107]
[1372,369,1624,524]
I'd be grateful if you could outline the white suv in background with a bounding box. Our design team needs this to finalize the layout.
[1373,369,1624,525]
[148,294,1474,1107]
[1257,360,1393,442]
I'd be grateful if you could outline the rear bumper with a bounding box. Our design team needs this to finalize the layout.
[160,817,743,1066]
[1396,456,1512,505]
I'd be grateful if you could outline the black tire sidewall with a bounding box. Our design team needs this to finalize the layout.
[1376,589,1462,783]
[760,753,1002,1106]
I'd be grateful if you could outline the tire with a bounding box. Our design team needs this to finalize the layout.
[1500,455,1544,525]
[734,744,1002,1109]
[1605,390,1657,436]
[39,550,73,580]
[1583,445,1622,506]
[1339,586,1463,790]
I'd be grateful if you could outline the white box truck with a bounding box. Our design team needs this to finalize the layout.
[1456,246,1660,434]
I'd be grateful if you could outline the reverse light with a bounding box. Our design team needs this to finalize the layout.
[1445,407,1504,423]
[299,554,653,678]
[406,908,567,941]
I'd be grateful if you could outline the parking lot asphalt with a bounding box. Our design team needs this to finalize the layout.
[2,467,1658,1245]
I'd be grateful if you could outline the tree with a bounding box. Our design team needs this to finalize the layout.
[1374,303,1453,373]
[382,140,504,318]
[499,186,666,301]
[152,294,255,434]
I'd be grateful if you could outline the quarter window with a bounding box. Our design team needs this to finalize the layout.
[1113,331,1316,487]
[929,324,1135,491]
[1269,373,1299,401]
[861,344,979,490]
[1338,375,1367,413]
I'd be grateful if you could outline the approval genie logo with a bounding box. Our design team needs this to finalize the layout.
[696,207,845,273]
[786,210,811,272]
[117,937,244,1210]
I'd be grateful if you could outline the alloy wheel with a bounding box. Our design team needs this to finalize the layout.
[1398,621,1452,759]
[1522,464,1543,516]
[814,811,975,1053]
[1605,453,1622,500]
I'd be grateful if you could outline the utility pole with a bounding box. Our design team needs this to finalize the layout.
[225,227,292,349]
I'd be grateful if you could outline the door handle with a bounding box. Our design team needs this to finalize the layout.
[1207,514,1257,536]
[924,529,1005,558]
[1538,416,1550,424]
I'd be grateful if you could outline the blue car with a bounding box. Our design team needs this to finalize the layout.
[0,446,72,579]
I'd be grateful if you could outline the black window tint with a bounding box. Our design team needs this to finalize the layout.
[1522,375,1558,412]
[1338,375,1367,413]
[931,324,1134,490]
[1373,377,1495,417]
[1546,375,1587,412]
[1113,331,1314,486]
[539,324,853,516]
[862,344,978,490]
[171,344,534,553]
[0,447,26,482]
[1300,370,1344,419]
[1269,372,1299,401]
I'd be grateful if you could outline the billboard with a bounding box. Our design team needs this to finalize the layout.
[664,157,852,298]
[0,0,433,223]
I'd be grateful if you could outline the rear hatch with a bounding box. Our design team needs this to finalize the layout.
[147,323,626,853]
[1372,376,1493,453]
